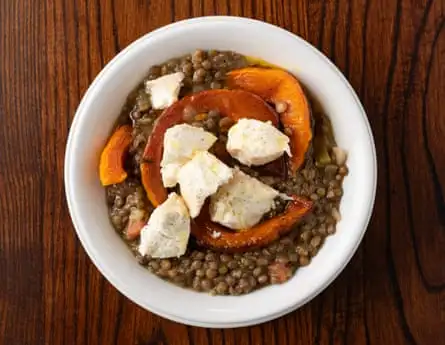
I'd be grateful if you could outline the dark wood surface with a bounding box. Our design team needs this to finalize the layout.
[1,0,444,344]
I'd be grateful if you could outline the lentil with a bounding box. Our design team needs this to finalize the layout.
[256,257,269,266]
[231,269,243,279]
[202,60,212,70]
[206,269,218,279]
[219,117,234,131]
[258,275,269,284]
[201,279,213,291]
[218,265,228,275]
[299,256,310,266]
[215,282,228,294]
[183,105,196,122]
[220,254,232,263]
[310,236,322,248]
[160,260,171,270]
[225,275,236,286]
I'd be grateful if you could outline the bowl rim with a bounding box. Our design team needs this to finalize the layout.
[64,15,377,328]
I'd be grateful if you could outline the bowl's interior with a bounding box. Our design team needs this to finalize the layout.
[65,17,376,327]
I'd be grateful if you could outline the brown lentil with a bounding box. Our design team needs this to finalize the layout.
[256,257,269,266]
[160,260,171,270]
[231,269,243,279]
[310,236,322,248]
[192,278,201,291]
[214,70,224,80]
[157,269,168,278]
[201,60,212,70]
[258,275,269,284]
[299,256,310,266]
[338,166,348,176]
[205,253,216,261]
[204,118,217,131]
[193,251,205,260]
[220,254,232,263]
[168,269,178,279]
[219,117,234,130]
[192,50,205,63]
[327,224,336,235]
[206,269,218,279]
[208,261,219,270]
[183,105,196,122]
[326,190,335,199]
[218,265,228,275]
[201,279,213,291]
[182,62,193,76]
[227,261,238,270]
[289,253,299,263]
[239,278,249,290]
[276,254,289,264]
[253,267,263,277]
[225,275,236,286]
[215,281,229,294]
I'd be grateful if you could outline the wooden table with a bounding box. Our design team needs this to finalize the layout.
[1,0,444,344]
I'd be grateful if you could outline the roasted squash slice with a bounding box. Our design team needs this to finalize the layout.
[99,125,132,186]
[226,67,312,172]
[192,196,312,252]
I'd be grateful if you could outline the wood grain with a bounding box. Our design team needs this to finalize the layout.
[0,0,444,344]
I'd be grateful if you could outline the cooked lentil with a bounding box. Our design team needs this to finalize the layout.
[103,49,348,295]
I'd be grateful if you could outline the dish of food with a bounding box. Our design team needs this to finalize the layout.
[99,49,348,296]
[66,16,376,327]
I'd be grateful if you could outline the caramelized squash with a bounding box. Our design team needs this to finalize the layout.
[99,125,132,186]
[192,196,312,252]
[226,67,312,172]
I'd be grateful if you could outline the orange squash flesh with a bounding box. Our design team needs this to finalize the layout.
[226,67,312,173]
[141,89,279,207]
[99,125,132,186]
[192,196,312,252]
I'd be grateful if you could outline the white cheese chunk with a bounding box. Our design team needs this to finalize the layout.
[209,168,279,229]
[227,118,291,166]
[145,72,185,110]
[138,193,190,258]
[161,124,217,187]
[178,151,233,218]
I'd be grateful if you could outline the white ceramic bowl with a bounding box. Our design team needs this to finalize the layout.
[65,16,377,328]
